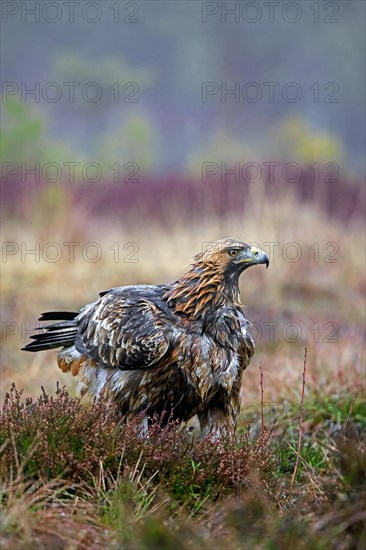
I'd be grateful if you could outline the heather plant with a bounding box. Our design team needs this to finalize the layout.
[0,384,277,509]
[1,383,365,549]
[0,383,123,482]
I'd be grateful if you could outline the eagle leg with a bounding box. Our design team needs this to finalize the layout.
[198,403,236,439]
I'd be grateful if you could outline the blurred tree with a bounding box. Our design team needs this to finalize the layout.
[1,97,74,165]
[50,53,153,113]
[95,114,157,173]
[273,115,343,164]
[48,53,154,156]
[1,97,45,163]
[187,129,254,177]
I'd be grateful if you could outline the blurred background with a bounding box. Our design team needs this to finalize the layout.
[1,1,365,405]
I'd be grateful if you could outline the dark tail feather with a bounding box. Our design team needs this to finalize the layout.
[38,311,78,321]
[22,311,79,352]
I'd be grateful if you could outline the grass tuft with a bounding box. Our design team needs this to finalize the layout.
[0,382,365,549]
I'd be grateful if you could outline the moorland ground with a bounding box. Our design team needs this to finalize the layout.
[1,177,365,549]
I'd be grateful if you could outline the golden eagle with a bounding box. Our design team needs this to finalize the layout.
[23,239,269,436]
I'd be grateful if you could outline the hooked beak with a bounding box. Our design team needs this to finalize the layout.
[241,246,269,269]
[256,248,270,269]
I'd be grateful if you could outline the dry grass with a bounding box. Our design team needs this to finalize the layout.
[1,178,365,548]
[0,379,365,549]
[1,182,365,403]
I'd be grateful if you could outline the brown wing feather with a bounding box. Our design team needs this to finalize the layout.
[75,292,170,369]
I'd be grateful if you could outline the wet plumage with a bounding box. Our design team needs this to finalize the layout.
[23,239,269,436]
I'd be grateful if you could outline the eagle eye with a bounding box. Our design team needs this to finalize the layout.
[229,249,239,257]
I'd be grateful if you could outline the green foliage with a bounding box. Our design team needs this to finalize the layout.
[274,115,343,164]
[270,394,366,481]
[0,384,276,504]
[1,385,365,549]
[95,115,157,172]
[0,97,45,163]
[312,394,366,430]
[187,129,254,176]
[50,53,153,101]
[0,96,75,165]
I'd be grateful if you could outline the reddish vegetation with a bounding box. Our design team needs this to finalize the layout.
[1,171,365,548]
[1,382,365,549]
[2,171,365,223]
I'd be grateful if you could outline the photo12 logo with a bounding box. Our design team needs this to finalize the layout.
[1,241,140,264]
[1,162,140,184]
[249,320,339,344]
[1,2,140,24]
[202,82,339,103]
[201,2,340,24]
[201,162,340,184]
[1,81,139,104]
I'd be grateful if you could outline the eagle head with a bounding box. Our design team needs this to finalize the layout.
[167,239,269,317]
[198,238,269,275]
